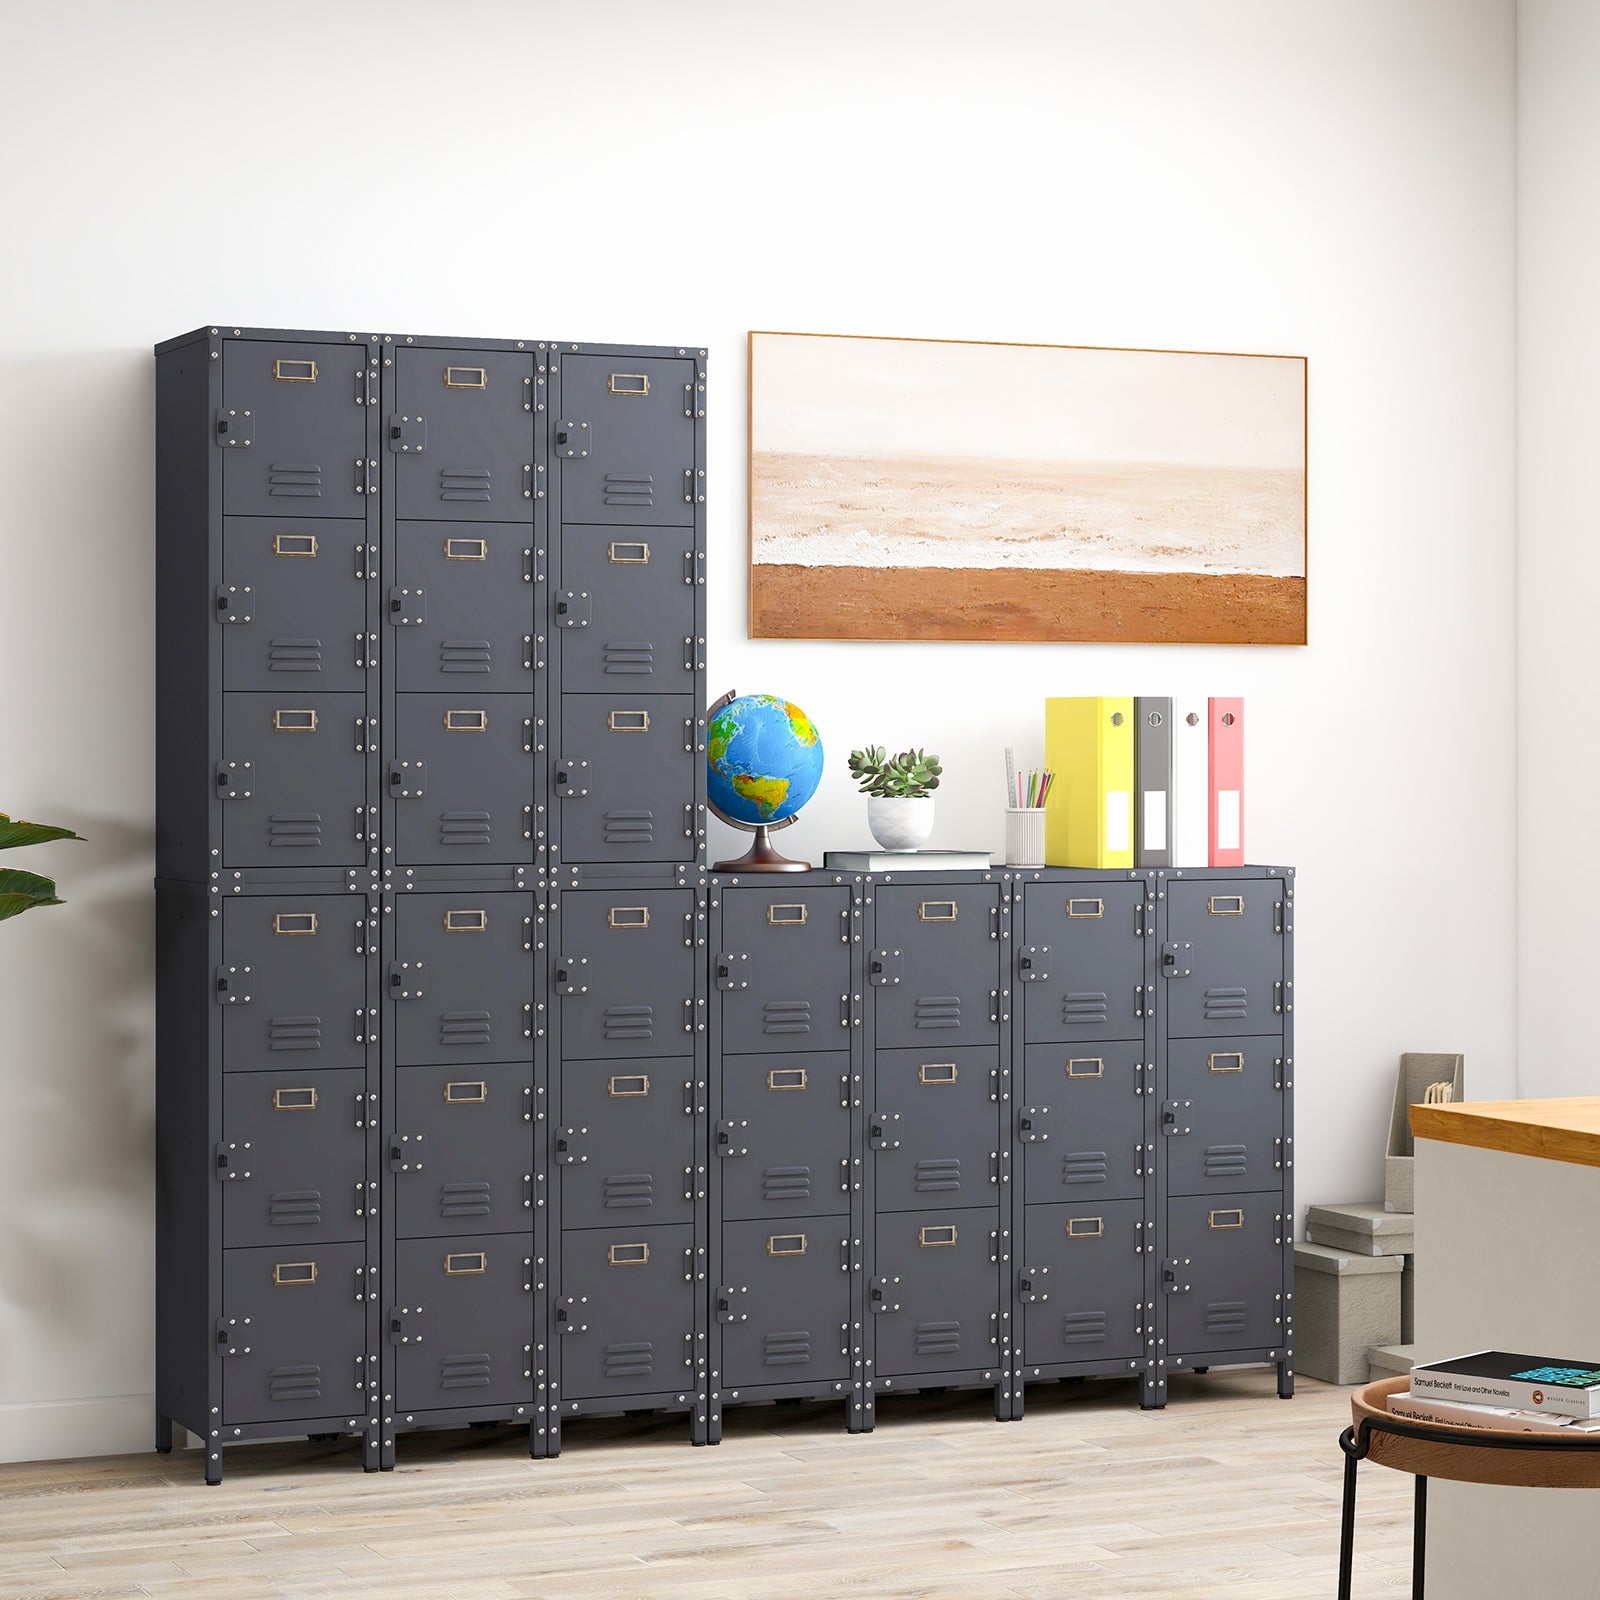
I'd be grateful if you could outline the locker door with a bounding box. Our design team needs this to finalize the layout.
[1020,1200,1144,1365]
[220,518,366,694]
[221,1241,367,1424]
[220,898,366,1075]
[392,1237,534,1411]
[390,695,534,865]
[557,1225,695,1399]
[1164,1194,1285,1354]
[558,1058,695,1230]
[1164,879,1287,1039]
[220,339,367,520]
[554,524,696,694]
[872,1046,999,1213]
[1164,1037,1284,1196]
[557,890,694,1062]
[220,693,366,868]
[392,348,536,525]
[871,883,999,1049]
[392,1062,533,1238]
[718,885,852,1056]
[553,353,697,528]
[872,1208,999,1378]
[221,1068,366,1248]
[1018,881,1146,1044]
[1019,1042,1145,1205]
[719,1220,850,1388]
[556,695,696,864]
[390,893,534,1067]
[391,523,535,692]
[719,1053,850,1221]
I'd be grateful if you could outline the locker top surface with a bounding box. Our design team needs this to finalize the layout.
[155,326,708,358]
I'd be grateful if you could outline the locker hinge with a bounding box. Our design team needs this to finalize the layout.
[554,760,590,799]
[554,591,591,629]
[216,1315,252,1355]
[1161,1258,1192,1295]
[1017,1106,1051,1143]
[387,960,424,1000]
[555,419,590,458]
[867,1112,901,1152]
[1275,1135,1293,1172]
[388,1306,422,1345]
[715,1286,749,1324]
[714,952,749,991]
[553,958,589,996]
[556,1298,588,1334]
[388,587,426,626]
[713,1119,749,1158]
[555,1126,589,1165]
[215,760,253,800]
[868,1275,901,1314]
[388,759,426,799]
[215,585,253,624]
[215,1140,252,1181]
[1017,945,1049,982]
[1161,942,1192,978]
[215,964,253,1005]
[388,413,426,453]
[1160,1100,1192,1137]
[1018,1267,1050,1304]
[867,949,902,986]
[388,1133,424,1173]
[214,407,253,447]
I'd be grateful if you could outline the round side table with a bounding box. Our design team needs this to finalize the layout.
[1338,1373,1600,1598]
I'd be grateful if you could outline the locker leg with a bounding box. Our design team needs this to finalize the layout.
[205,1449,222,1486]
[706,1401,724,1446]
[854,1388,876,1433]
[997,1378,1017,1422]
[1278,1359,1295,1400]
[548,1413,563,1458]
[154,1413,173,1454]
[1140,1369,1166,1410]
[361,1426,382,1474]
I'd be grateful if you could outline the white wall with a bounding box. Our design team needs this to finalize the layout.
[1516,0,1599,1097]
[0,0,1517,1462]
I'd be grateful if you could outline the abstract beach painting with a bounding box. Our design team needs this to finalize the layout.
[748,331,1306,645]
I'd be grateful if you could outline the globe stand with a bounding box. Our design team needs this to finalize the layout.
[713,818,810,874]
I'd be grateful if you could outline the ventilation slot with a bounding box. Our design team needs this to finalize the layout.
[439,1181,492,1218]
[602,473,654,509]
[267,638,323,673]
[1205,1301,1248,1337]
[267,1364,322,1403]
[603,643,655,676]
[602,810,654,845]
[1203,987,1249,1021]
[439,468,492,503]
[762,1166,812,1204]
[603,1341,654,1380]
[1062,992,1109,1027]
[603,1005,654,1042]
[1203,1144,1249,1180]
[439,811,491,847]
[267,1189,322,1226]
[1061,1311,1108,1346]
[914,1320,961,1357]
[914,1158,962,1194]
[439,1352,492,1389]
[439,639,492,674]
[914,996,961,1030]
[762,1001,812,1037]
[603,1174,654,1208]
[439,1010,491,1048]
[267,464,322,497]
[1060,1151,1109,1186]
[268,813,322,848]
[764,1331,812,1368]
[267,1015,322,1052]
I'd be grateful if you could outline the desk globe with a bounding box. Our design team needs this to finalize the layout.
[706,690,824,872]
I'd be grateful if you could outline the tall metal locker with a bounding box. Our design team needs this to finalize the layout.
[705,873,862,1439]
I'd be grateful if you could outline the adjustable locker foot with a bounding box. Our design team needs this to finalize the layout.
[205,1452,222,1486]
[154,1413,172,1454]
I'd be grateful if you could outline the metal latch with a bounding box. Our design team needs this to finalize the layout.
[1019,1266,1050,1304]
[1161,942,1192,979]
[388,1133,423,1173]
[868,1275,901,1314]
[555,1126,589,1165]
[715,1286,749,1324]
[389,1306,422,1345]
[214,407,253,447]
[388,414,426,453]
[387,960,424,1001]
[554,760,590,799]
[1162,1257,1192,1295]
[553,958,589,996]
[215,1140,252,1181]
[1160,1099,1192,1137]
[1017,946,1050,982]
[868,1112,901,1151]
[388,759,426,799]
[555,419,590,458]
[1017,1106,1051,1142]
[215,965,252,1005]
[215,760,253,800]
[216,1315,253,1355]
[714,1119,749,1158]
[714,952,749,991]
[215,585,253,624]
[554,591,591,629]
[868,949,902,986]
[388,587,426,626]
[556,1298,588,1335]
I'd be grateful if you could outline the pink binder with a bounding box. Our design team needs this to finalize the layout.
[1208,697,1244,867]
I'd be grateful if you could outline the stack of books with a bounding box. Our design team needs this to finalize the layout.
[1390,1350,1600,1433]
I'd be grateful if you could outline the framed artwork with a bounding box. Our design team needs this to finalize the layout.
[748,330,1307,645]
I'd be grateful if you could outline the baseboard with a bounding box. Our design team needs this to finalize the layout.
[0,1393,191,1465]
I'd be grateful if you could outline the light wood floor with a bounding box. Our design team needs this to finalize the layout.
[0,1372,1412,1599]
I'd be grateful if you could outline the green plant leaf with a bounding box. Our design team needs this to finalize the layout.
[0,813,85,851]
[0,866,64,921]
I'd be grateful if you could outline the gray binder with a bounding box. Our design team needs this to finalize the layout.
[1134,696,1173,867]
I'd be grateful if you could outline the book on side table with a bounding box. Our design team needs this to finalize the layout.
[1408,1351,1600,1419]
[823,849,992,871]
[1388,1390,1600,1434]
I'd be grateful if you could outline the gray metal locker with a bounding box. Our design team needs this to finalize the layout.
[717,1052,851,1221]
[872,1207,1000,1379]
[1018,880,1146,1043]
[716,884,852,1056]
[1020,1199,1145,1366]
[1162,877,1287,1039]
[1163,1036,1286,1196]
[871,1046,1000,1212]
[870,882,1000,1048]
[718,1220,850,1389]
[1163,1193,1286,1356]
[1018,1041,1146,1205]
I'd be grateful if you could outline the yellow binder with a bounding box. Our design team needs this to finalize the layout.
[1044,697,1134,868]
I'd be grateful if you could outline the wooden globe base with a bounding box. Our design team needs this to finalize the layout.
[713,824,810,873]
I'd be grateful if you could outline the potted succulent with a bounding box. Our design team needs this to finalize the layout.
[847,745,943,852]
[0,812,83,922]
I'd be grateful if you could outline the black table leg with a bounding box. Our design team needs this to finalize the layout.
[1338,1426,1359,1600]
[1413,1474,1427,1598]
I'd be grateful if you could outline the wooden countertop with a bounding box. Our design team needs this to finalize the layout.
[1410,1096,1600,1170]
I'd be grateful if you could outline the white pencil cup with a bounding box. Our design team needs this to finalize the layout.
[1005,807,1046,867]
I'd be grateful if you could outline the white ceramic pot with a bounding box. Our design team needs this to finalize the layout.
[867,795,935,852]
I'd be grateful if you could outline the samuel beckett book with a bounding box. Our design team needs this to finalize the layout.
[1409,1351,1600,1419]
